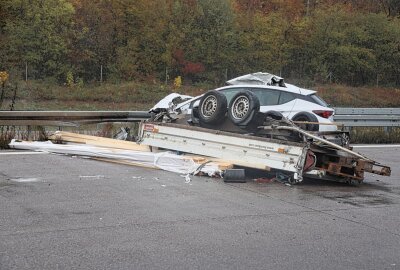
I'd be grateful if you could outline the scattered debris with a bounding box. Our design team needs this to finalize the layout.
[184,174,191,183]
[9,139,225,178]
[253,172,293,186]
[254,177,275,183]
[113,127,129,140]
[223,169,246,183]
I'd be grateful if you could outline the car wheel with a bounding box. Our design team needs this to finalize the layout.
[198,90,227,125]
[228,91,260,125]
[263,110,283,121]
[292,111,319,131]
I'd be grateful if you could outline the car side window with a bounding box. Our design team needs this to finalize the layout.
[252,89,280,106]
[220,88,246,104]
[278,91,295,104]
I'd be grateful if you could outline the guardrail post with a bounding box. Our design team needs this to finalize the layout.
[383,126,392,135]
[27,125,31,140]
[343,126,352,133]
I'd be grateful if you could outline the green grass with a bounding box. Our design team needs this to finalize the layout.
[2,80,400,110]
[1,80,400,146]
[0,80,210,111]
[1,80,400,110]
[315,84,400,107]
[349,127,400,144]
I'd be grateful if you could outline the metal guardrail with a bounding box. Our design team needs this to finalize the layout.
[0,111,151,126]
[0,108,399,127]
[334,108,400,127]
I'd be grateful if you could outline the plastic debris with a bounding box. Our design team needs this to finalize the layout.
[184,174,191,183]
[113,127,129,140]
[9,140,224,180]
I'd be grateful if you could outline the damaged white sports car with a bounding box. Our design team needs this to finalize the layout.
[152,72,336,132]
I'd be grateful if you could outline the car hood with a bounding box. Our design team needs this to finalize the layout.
[150,93,193,112]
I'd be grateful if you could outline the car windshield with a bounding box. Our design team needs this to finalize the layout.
[309,94,328,107]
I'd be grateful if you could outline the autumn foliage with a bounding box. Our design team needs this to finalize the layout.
[173,49,205,80]
[0,0,399,86]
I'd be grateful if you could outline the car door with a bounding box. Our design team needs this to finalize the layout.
[251,88,298,118]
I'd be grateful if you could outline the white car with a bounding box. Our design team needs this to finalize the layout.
[153,73,336,132]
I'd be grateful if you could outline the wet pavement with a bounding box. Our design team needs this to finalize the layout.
[0,146,399,270]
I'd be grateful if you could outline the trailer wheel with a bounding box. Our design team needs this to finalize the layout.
[228,91,260,125]
[292,111,319,131]
[198,90,227,125]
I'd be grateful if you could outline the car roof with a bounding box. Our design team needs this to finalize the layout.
[175,83,317,110]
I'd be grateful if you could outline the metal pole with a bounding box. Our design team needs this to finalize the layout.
[100,65,103,83]
[264,125,372,161]
[25,62,28,81]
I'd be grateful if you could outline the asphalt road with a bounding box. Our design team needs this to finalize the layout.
[1,146,400,270]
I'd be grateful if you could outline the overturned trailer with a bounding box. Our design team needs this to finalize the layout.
[138,121,390,184]
[142,82,390,184]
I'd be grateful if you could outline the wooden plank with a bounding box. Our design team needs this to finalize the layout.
[49,131,234,172]
[49,131,151,152]
[210,162,234,171]
[182,154,234,171]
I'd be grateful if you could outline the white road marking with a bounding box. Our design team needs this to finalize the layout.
[352,145,400,148]
[79,175,105,179]
[10,178,40,183]
[0,151,47,155]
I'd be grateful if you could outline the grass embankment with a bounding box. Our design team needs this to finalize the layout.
[2,80,207,111]
[1,80,400,146]
[2,80,400,110]
[315,85,400,107]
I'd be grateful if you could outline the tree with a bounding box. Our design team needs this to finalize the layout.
[286,2,400,85]
[164,0,237,83]
[115,0,171,80]
[379,0,400,17]
[1,0,74,79]
[69,0,125,81]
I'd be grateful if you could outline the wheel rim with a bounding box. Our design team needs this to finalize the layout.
[201,95,218,118]
[231,95,250,120]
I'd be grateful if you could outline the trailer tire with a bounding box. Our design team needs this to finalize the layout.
[198,90,227,125]
[292,111,319,131]
[228,91,260,125]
